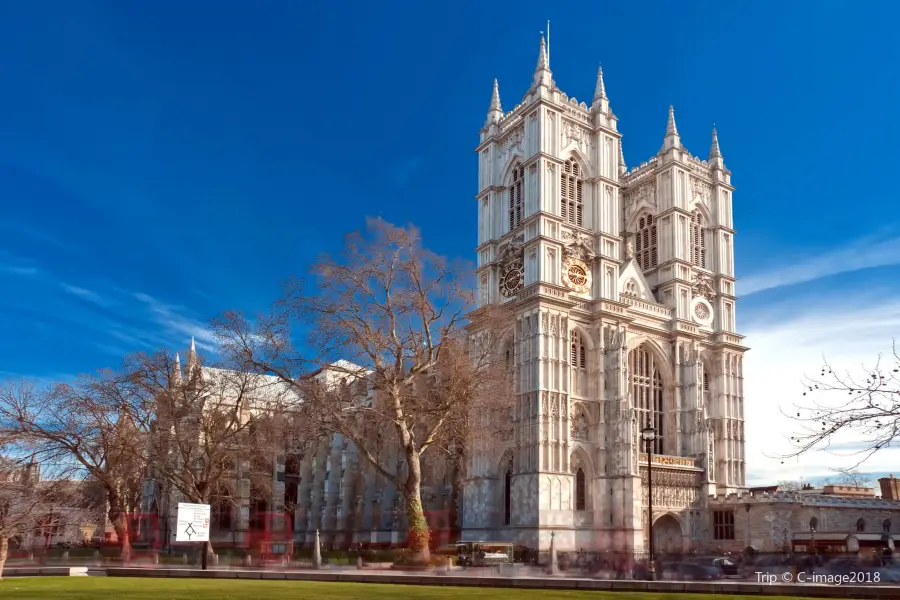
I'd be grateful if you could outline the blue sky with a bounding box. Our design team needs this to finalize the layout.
[1,1,899,484]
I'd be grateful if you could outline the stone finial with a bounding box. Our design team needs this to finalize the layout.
[490,79,502,112]
[666,105,679,137]
[485,79,503,128]
[661,105,682,152]
[619,142,626,176]
[532,36,553,89]
[709,126,722,159]
[593,65,607,102]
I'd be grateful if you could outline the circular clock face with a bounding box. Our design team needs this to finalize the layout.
[499,260,524,297]
[562,259,592,293]
[567,264,588,287]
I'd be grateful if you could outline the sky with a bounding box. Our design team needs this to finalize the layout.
[1,1,899,486]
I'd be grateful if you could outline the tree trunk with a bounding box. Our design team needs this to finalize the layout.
[404,452,431,564]
[107,496,132,560]
[0,535,8,580]
[448,446,464,543]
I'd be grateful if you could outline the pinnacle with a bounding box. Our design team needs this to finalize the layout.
[666,105,679,137]
[594,65,607,102]
[536,35,549,72]
[490,78,502,112]
[709,125,722,159]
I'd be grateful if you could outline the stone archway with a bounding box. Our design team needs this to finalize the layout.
[653,514,684,555]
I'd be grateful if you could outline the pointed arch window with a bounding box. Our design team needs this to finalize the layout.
[575,468,586,511]
[690,210,706,268]
[884,519,892,533]
[504,459,513,525]
[636,214,658,270]
[561,159,583,227]
[629,346,664,454]
[508,164,525,231]
[571,331,586,369]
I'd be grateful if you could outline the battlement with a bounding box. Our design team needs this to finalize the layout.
[708,490,900,509]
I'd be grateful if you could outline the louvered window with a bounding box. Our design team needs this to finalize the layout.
[561,159,583,227]
[635,213,658,270]
[508,165,525,231]
[690,210,707,268]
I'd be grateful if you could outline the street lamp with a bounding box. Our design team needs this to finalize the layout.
[640,423,657,581]
[810,522,817,567]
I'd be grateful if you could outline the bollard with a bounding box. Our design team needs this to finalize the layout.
[182,553,188,565]
[62,551,69,561]
[447,556,453,572]
[357,556,363,570]
[152,553,159,565]
[213,554,219,566]
[93,550,100,559]
[245,555,252,567]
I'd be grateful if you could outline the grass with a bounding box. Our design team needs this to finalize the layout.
[0,578,812,600]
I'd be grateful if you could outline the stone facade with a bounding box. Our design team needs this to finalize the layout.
[465,37,745,554]
[708,488,900,556]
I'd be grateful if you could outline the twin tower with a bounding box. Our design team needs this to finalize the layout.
[462,37,747,554]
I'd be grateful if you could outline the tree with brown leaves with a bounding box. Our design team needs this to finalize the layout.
[783,343,900,469]
[214,218,513,563]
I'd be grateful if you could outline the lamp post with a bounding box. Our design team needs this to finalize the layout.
[640,423,657,581]
[810,523,817,567]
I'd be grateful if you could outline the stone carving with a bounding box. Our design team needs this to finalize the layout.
[571,405,588,440]
[636,182,656,208]
[690,176,711,204]
[542,392,549,414]
[625,238,635,260]
[691,273,716,301]
[541,313,549,333]
[497,126,525,165]
[561,230,596,262]
[562,121,593,156]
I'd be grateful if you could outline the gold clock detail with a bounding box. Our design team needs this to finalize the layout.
[562,259,591,294]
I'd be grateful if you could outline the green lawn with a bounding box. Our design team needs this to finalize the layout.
[0,578,811,600]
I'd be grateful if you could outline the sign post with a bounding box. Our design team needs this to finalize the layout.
[175,503,211,570]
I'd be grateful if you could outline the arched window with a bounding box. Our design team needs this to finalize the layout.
[571,331,586,369]
[690,210,706,268]
[561,159,583,227]
[575,468,586,511]
[505,344,514,370]
[856,518,866,532]
[629,346,664,454]
[635,214,658,270]
[884,519,892,533]
[809,517,818,531]
[504,459,513,525]
[508,165,525,231]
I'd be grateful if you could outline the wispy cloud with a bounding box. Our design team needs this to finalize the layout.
[742,291,900,484]
[739,233,900,296]
[60,283,113,307]
[131,292,217,352]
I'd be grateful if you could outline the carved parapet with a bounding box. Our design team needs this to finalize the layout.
[638,453,701,470]
[620,294,674,319]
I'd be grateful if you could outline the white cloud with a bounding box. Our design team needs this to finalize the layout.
[743,293,900,485]
[60,283,113,307]
[739,234,900,296]
[131,292,218,352]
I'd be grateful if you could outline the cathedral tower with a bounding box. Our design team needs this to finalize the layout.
[464,38,747,554]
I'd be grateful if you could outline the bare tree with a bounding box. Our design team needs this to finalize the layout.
[119,349,301,557]
[824,468,875,488]
[783,343,900,469]
[0,454,100,578]
[0,379,146,559]
[776,480,802,491]
[214,218,513,563]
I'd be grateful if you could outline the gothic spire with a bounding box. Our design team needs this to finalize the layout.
[485,78,503,128]
[661,105,682,152]
[593,65,607,102]
[532,35,553,89]
[172,352,183,386]
[666,105,679,136]
[619,142,627,176]
[185,337,200,382]
[709,126,722,159]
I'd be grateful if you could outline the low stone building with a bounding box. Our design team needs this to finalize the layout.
[705,478,900,558]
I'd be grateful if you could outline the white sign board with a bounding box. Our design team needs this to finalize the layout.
[175,502,211,542]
